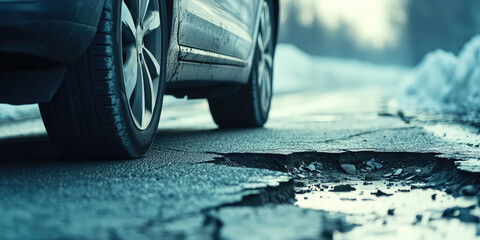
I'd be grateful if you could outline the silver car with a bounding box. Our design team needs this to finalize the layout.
[0,0,279,158]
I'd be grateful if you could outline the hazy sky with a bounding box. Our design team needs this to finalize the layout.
[281,0,407,49]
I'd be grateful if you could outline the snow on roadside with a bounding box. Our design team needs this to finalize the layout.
[0,99,186,124]
[398,36,480,113]
[273,44,408,94]
[0,97,193,123]
[0,104,40,123]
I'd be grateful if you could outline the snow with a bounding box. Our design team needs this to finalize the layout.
[273,44,408,94]
[398,36,480,114]
[0,104,40,123]
[0,100,186,124]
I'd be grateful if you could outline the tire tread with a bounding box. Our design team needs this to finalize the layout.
[40,0,138,158]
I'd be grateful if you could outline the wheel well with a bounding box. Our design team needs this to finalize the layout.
[165,0,174,37]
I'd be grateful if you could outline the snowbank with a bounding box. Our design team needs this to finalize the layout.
[0,104,40,123]
[273,44,408,94]
[0,97,190,123]
[399,36,480,113]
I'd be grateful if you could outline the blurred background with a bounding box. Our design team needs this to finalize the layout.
[273,0,480,120]
[278,0,480,66]
[1,0,480,124]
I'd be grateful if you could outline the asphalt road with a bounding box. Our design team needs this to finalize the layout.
[1,87,479,239]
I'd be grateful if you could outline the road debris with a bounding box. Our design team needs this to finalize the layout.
[371,190,393,197]
[362,158,384,172]
[307,164,316,171]
[341,164,356,175]
[330,184,356,192]
[387,209,395,216]
[294,162,324,177]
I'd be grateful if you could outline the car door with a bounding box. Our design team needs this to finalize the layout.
[177,0,260,61]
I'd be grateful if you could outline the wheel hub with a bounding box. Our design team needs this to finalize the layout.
[136,26,144,54]
[121,0,162,130]
[257,1,273,113]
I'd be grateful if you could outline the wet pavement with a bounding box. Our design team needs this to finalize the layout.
[297,182,479,239]
[0,87,479,239]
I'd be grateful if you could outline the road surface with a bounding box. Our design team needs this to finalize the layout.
[1,87,479,239]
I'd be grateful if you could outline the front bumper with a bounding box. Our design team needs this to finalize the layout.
[0,0,105,63]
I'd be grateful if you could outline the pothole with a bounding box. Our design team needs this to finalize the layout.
[205,151,480,239]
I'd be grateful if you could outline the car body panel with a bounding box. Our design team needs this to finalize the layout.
[164,1,257,93]
[177,0,260,60]
[165,0,278,98]
[0,0,105,63]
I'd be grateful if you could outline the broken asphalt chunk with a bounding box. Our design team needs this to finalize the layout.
[363,158,383,171]
[387,209,395,216]
[330,184,356,192]
[307,164,316,171]
[341,164,356,175]
[373,162,383,169]
[313,161,323,169]
[371,190,393,197]
[365,159,376,169]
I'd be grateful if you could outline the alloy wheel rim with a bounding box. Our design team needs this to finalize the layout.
[121,0,161,130]
[257,1,273,113]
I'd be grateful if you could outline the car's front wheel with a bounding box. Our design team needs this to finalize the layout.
[39,0,167,159]
[208,0,276,128]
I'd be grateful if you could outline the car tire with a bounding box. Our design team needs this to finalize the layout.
[39,0,167,159]
[208,0,276,128]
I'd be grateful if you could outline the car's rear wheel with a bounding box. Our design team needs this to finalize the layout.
[39,0,167,159]
[208,0,275,128]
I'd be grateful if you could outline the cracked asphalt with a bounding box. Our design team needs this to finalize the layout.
[1,87,479,239]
